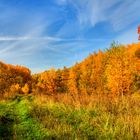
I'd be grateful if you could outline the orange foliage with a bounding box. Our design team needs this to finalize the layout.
[1,42,140,97]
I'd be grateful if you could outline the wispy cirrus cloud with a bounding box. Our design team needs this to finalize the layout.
[60,0,140,31]
[0,0,139,73]
[0,36,64,42]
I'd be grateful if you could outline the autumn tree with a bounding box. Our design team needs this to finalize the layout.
[127,43,140,93]
[61,66,69,92]
[104,45,137,96]
[67,67,79,95]
[0,61,32,96]
[40,68,57,94]
[2,42,140,98]
[90,50,105,94]
[79,54,93,95]
[22,83,29,94]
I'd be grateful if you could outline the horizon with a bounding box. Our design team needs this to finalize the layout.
[0,0,140,73]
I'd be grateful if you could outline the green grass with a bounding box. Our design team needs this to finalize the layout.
[0,95,140,140]
[0,97,50,140]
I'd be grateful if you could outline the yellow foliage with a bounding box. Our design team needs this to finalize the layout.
[10,84,20,93]
[1,42,140,97]
[22,83,29,94]
[68,68,78,95]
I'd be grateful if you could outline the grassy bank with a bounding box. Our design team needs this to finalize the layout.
[0,94,140,140]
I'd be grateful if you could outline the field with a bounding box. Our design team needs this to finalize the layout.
[1,43,140,139]
[0,94,140,140]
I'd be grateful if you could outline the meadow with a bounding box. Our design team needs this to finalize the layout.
[0,94,140,140]
[1,43,140,139]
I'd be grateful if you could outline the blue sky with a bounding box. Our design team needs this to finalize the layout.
[0,0,140,73]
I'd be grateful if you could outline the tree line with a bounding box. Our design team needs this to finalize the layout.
[1,42,140,98]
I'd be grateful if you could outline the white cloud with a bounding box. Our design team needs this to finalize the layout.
[65,0,140,31]
[56,0,67,5]
[0,36,31,41]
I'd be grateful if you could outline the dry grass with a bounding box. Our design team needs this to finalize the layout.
[29,93,140,139]
[0,93,140,139]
